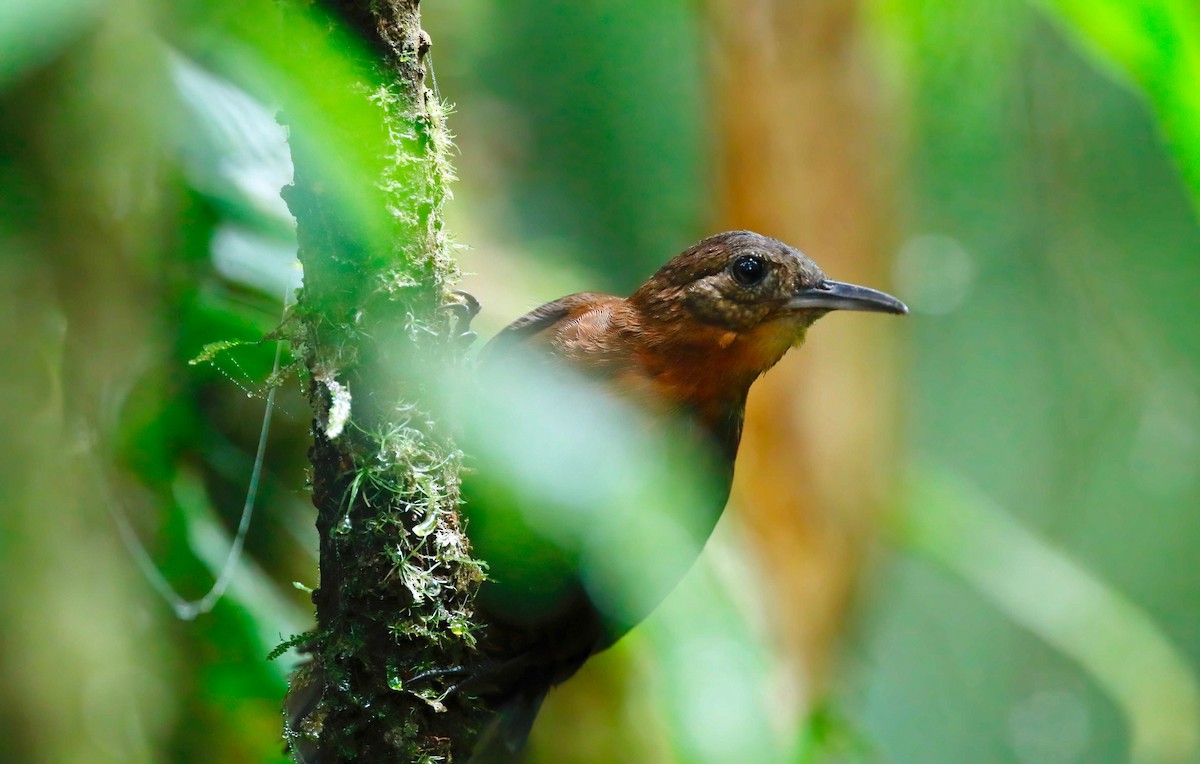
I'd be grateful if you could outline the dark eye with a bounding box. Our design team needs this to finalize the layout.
[730,254,767,286]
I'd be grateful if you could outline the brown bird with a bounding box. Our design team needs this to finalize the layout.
[458,230,906,756]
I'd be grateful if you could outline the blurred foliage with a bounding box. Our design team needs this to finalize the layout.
[1,0,1199,763]
[862,1,1200,763]
[424,0,709,292]
[1035,0,1200,209]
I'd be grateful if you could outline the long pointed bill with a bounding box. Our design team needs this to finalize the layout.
[786,279,908,315]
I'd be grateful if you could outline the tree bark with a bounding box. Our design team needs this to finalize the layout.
[281,2,486,761]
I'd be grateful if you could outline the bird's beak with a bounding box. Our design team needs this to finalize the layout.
[786,279,908,315]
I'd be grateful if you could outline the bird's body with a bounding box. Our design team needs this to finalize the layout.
[460,230,906,754]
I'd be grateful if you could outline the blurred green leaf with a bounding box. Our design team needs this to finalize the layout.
[174,467,309,674]
[1033,0,1200,211]
[894,462,1200,764]
[448,348,792,761]
[0,0,102,87]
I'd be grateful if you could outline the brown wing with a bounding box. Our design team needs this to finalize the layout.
[481,291,620,359]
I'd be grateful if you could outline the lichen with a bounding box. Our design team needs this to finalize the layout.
[280,2,488,760]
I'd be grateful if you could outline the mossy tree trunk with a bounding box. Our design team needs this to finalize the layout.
[281,1,486,761]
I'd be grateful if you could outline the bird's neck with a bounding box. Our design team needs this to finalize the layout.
[632,310,798,394]
[612,306,802,456]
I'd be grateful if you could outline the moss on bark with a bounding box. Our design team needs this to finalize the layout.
[281,2,487,760]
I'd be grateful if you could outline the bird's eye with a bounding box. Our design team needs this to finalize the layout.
[730,254,767,286]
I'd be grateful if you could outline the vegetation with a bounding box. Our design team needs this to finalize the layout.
[1,1,1198,763]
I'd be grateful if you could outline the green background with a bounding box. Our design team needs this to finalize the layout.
[1,0,1198,762]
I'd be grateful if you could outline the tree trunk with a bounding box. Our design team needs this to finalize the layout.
[281,2,486,760]
[707,0,902,704]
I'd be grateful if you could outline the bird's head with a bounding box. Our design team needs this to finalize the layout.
[626,231,906,395]
[631,230,907,335]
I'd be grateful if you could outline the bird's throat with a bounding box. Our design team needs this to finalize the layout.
[636,319,801,421]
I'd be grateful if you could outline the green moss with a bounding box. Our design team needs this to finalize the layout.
[280,5,488,761]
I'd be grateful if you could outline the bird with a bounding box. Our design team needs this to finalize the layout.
[456,229,906,757]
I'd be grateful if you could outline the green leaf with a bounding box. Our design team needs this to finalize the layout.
[0,0,103,88]
[1033,0,1200,212]
[894,462,1200,763]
